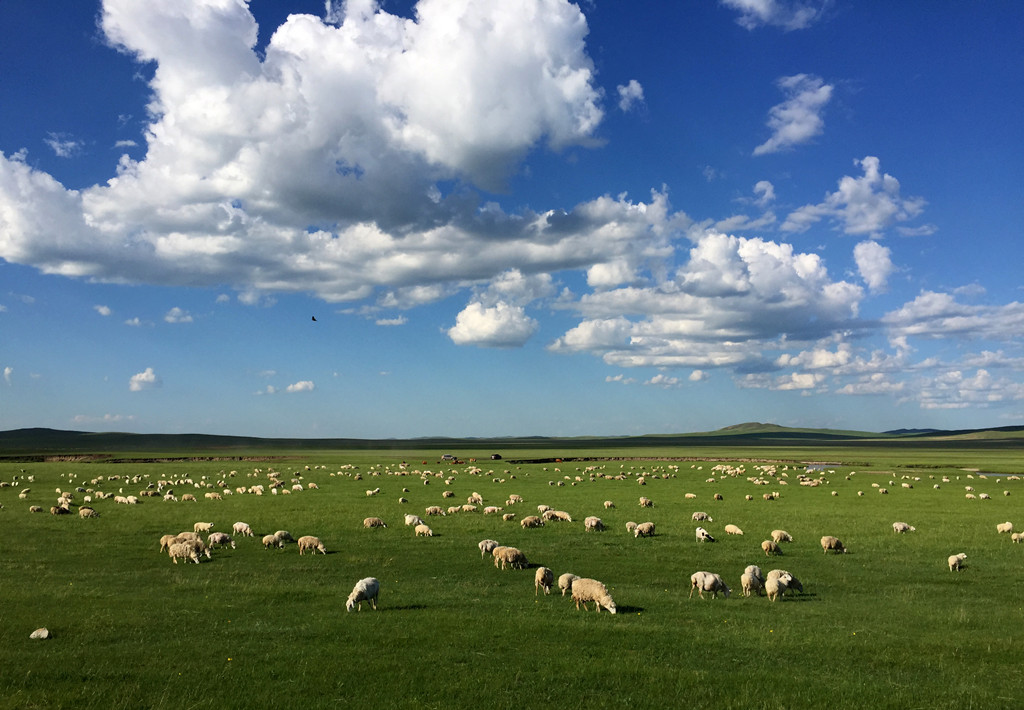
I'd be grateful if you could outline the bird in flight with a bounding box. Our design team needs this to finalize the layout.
[312,316,317,322]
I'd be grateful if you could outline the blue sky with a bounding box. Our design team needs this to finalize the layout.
[1,0,1023,438]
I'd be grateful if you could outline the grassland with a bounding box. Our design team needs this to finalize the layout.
[1,437,1023,709]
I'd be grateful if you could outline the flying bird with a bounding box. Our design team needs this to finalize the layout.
[311,316,317,322]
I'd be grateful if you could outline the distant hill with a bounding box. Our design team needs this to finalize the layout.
[1,423,1022,460]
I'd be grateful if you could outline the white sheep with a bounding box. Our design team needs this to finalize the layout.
[688,571,730,599]
[691,511,712,522]
[298,535,327,554]
[767,569,803,594]
[695,526,715,543]
[232,521,253,537]
[639,496,653,508]
[346,577,380,612]
[1012,532,1024,544]
[625,521,638,534]
[492,546,528,570]
[193,521,214,534]
[820,535,847,554]
[274,530,295,544]
[948,553,967,571]
[770,529,793,543]
[478,539,500,558]
[207,532,235,549]
[404,514,425,527]
[570,578,617,613]
[168,542,201,564]
[603,500,615,509]
[558,573,579,596]
[584,516,605,532]
[535,566,554,595]
[634,521,656,538]
[362,517,387,529]
[520,515,544,529]
[724,524,744,535]
[764,572,790,601]
[741,565,764,597]
[892,522,916,534]
[761,539,781,556]
[996,521,1013,534]
[414,523,433,537]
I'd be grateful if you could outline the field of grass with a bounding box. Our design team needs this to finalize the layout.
[1,444,1023,709]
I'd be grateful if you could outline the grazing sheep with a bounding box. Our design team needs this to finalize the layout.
[424,506,445,516]
[765,572,791,601]
[603,500,615,509]
[770,530,793,543]
[1012,532,1024,544]
[208,532,236,549]
[232,521,253,537]
[692,512,712,522]
[274,530,295,544]
[820,535,847,554]
[770,570,803,594]
[414,523,433,537]
[346,577,380,612]
[558,573,579,596]
[892,522,916,534]
[478,539,500,557]
[570,578,617,613]
[713,493,724,501]
[761,540,781,556]
[492,546,528,570]
[193,522,214,534]
[404,514,425,527]
[724,524,744,535]
[181,494,197,502]
[298,535,327,554]
[695,526,715,543]
[948,553,967,571]
[78,506,99,518]
[639,496,654,508]
[996,521,1013,534]
[363,517,387,529]
[625,521,638,534]
[502,513,516,521]
[741,565,765,597]
[520,515,544,529]
[535,566,554,595]
[634,521,656,538]
[689,571,731,599]
[542,510,572,522]
[168,542,201,564]
[159,534,177,552]
[262,534,283,549]
[584,516,605,532]
[29,505,43,513]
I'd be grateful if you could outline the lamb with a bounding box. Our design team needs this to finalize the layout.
[741,565,765,597]
[414,523,433,537]
[478,539,500,558]
[193,522,214,534]
[948,553,967,571]
[570,578,617,613]
[207,532,236,549]
[695,526,715,543]
[584,516,605,532]
[362,517,387,528]
[535,566,554,595]
[404,514,425,527]
[724,524,744,535]
[770,529,793,543]
[1012,532,1024,544]
[639,497,654,508]
[996,521,1013,534]
[761,539,781,556]
[625,521,638,534]
[892,522,916,534]
[603,500,615,509]
[232,521,253,537]
[634,521,656,538]
[345,577,380,612]
[168,542,201,564]
[78,506,99,518]
[492,546,528,570]
[298,535,327,554]
[520,515,544,529]
[558,573,579,596]
[820,535,847,554]
[692,511,712,522]
[689,571,730,599]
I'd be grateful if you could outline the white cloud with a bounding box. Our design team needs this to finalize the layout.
[44,132,84,158]
[883,291,1024,342]
[853,240,894,293]
[448,301,538,348]
[129,367,160,391]
[753,74,832,156]
[375,316,407,326]
[617,79,644,112]
[606,373,637,384]
[720,0,829,31]
[164,307,193,323]
[124,317,142,326]
[689,369,709,381]
[753,180,775,207]
[114,139,138,148]
[645,373,681,388]
[3,366,11,385]
[94,304,112,316]
[782,157,926,236]
[71,413,136,424]
[285,380,315,393]
[836,372,905,396]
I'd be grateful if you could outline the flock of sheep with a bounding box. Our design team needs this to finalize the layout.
[4,458,1020,616]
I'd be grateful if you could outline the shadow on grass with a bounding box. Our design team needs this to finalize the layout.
[615,605,645,614]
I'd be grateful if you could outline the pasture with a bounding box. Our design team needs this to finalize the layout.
[1,444,1023,709]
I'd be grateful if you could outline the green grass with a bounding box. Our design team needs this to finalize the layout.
[1,447,1023,709]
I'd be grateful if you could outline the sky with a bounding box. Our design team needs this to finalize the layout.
[1,0,1023,439]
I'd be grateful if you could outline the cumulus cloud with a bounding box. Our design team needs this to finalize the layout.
[124,317,142,326]
[94,304,112,316]
[645,373,681,388]
[617,79,645,112]
[44,132,84,158]
[689,369,709,381]
[448,301,539,348]
[720,0,829,31]
[854,240,894,293]
[164,307,193,323]
[782,157,926,236]
[882,291,1024,342]
[753,180,775,207]
[753,74,832,156]
[285,380,315,393]
[129,367,160,391]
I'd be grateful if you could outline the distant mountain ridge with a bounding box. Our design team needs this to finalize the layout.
[1,423,1023,458]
